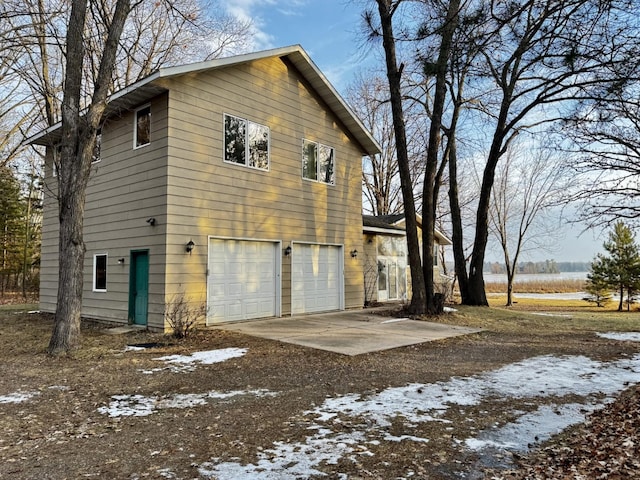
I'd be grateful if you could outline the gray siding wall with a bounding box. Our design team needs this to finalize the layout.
[39,94,170,329]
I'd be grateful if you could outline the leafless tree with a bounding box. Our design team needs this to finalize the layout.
[365,0,427,314]
[458,0,640,305]
[3,0,252,354]
[486,141,570,306]
[346,72,427,216]
[565,89,640,228]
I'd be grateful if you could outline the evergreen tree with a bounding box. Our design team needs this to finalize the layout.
[584,256,612,307]
[0,166,25,294]
[591,221,640,311]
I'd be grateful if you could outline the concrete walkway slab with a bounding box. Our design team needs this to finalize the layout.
[212,309,482,355]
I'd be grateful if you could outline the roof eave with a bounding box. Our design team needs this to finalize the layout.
[25,45,382,156]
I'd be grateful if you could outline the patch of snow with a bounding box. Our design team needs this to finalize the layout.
[156,468,178,478]
[139,348,248,374]
[198,353,640,478]
[465,402,597,452]
[443,306,458,313]
[155,348,247,365]
[97,389,275,418]
[198,431,372,480]
[381,318,409,324]
[124,345,147,352]
[384,434,430,443]
[0,391,39,404]
[597,332,640,342]
[27,310,40,314]
[529,312,572,318]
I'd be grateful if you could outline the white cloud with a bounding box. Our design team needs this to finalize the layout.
[223,0,307,50]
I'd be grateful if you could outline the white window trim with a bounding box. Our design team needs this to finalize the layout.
[222,113,270,172]
[133,104,151,149]
[302,139,335,186]
[93,253,108,292]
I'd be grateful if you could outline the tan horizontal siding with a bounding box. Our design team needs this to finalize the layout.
[39,94,170,328]
[163,56,364,314]
[39,55,367,328]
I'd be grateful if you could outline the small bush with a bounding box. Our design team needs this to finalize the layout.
[164,292,207,339]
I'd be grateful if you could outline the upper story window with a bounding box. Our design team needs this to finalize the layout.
[134,105,150,148]
[93,253,107,292]
[51,145,61,177]
[224,113,270,171]
[92,129,102,163]
[302,139,335,185]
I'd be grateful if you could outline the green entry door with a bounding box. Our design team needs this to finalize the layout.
[129,250,149,325]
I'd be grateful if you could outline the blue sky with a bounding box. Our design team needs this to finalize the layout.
[222,0,375,93]
[220,1,603,263]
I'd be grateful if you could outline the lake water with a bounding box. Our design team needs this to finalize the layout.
[483,272,588,284]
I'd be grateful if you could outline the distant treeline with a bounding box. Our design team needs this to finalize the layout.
[483,260,590,274]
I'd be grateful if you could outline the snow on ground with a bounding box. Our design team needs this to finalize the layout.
[0,390,39,404]
[199,430,372,480]
[198,344,640,479]
[123,345,146,352]
[139,348,248,374]
[598,332,640,342]
[464,402,595,452]
[98,348,257,417]
[98,389,277,417]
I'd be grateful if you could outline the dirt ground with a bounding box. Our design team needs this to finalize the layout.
[0,306,639,479]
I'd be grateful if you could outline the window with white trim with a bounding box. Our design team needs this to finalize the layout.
[92,129,102,163]
[224,113,270,171]
[93,254,107,292]
[302,139,334,185]
[134,105,150,148]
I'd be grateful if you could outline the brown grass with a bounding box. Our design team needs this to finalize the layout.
[484,278,586,294]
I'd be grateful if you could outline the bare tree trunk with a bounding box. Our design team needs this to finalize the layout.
[618,285,623,312]
[375,0,426,314]
[505,263,514,307]
[48,0,132,355]
[422,0,460,314]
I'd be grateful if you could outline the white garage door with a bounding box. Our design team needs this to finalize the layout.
[291,244,343,314]
[207,239,278,323]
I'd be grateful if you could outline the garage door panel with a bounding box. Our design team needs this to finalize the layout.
[292,244,343,315]
[208,239,278,323]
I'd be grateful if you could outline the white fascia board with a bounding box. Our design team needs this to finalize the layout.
[363,226,407,236]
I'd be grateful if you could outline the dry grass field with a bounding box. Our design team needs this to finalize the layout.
[0,298,639,479]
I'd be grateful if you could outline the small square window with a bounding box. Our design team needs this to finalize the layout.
[302,139,335,185]
[134,105,150,148]
[93,254,107,292]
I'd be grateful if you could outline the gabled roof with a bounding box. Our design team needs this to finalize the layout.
[27,45,381,156]
[363,213,453,245]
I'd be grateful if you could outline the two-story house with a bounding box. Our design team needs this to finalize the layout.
[30,45,381,331]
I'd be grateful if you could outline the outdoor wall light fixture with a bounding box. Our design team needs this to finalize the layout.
[284,245,292,256]
[117,258,125,264]
[350,249,358,258]
[186,240,195,254]
[146,217,156,226]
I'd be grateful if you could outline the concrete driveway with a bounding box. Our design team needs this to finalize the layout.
[212,309,482,355]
